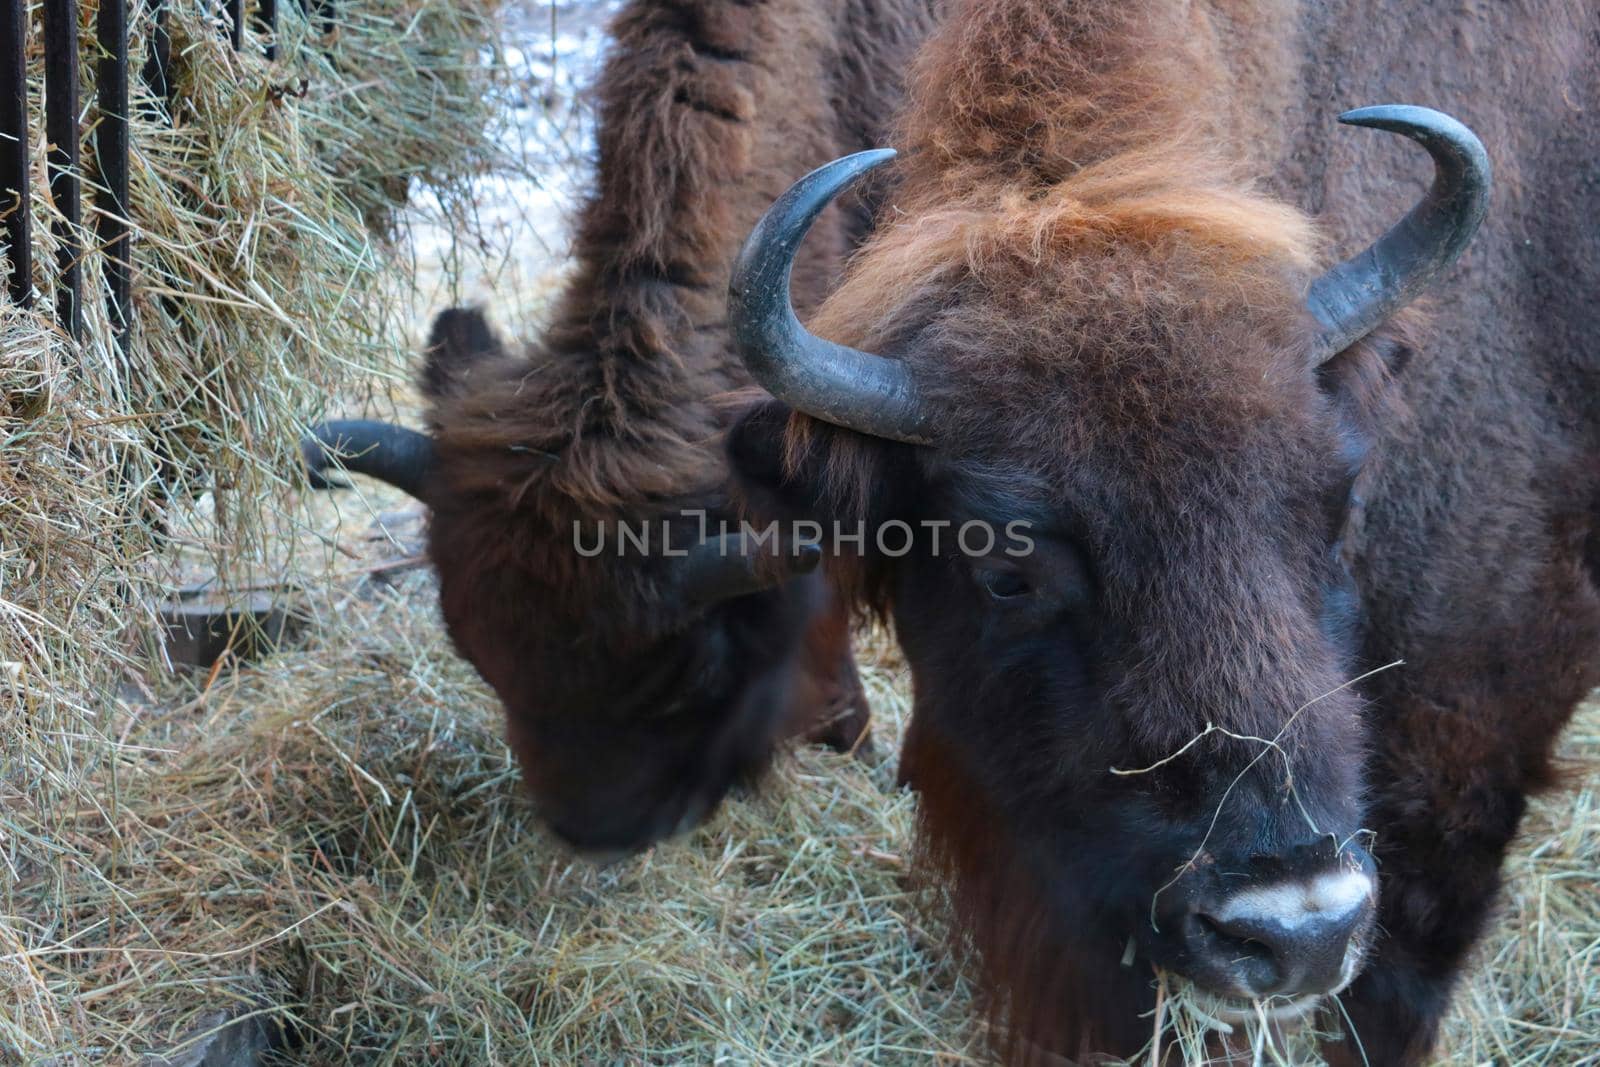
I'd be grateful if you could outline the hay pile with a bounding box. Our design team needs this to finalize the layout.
[1,0,507,1057]
[3,550,984,1062]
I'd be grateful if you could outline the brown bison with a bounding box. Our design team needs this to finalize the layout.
[300,0,1599,1061]
[301,0,939,855]
[724,0,1598,1063]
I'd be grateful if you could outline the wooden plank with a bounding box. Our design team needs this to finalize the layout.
[43,0,80,340]
[96,0,130,354]
[0,0,30,306]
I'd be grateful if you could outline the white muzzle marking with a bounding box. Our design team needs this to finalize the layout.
[1214,868,1374,930]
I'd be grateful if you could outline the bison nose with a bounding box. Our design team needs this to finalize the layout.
[1187,868,1375,998]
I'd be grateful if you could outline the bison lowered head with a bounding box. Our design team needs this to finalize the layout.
[727,107,1487,1052]
[300,309,843,857]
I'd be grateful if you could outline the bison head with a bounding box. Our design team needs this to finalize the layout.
[726,108,1487,1052]
[301,311,833,857]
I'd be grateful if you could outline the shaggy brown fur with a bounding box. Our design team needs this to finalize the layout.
[728,0,1599,1062]
[415,0,939,852]
[1280,4,1600,1062]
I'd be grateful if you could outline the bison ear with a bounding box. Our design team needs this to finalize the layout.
[1314,322,1418,434]
[420,306,505,399]
[727,399,812,522]
[727,397,917,539]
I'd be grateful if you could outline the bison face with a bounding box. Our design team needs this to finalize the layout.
[721,183,1415,1052]
[426,505,827,857]
[730,312,1385,1042]
[304,308,844,860]
[896,434,1380,1024]
[423,311,828,856]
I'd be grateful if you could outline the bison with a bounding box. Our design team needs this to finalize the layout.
[302,0,938,854]
[724,0,1598,1063]
[299,0,1599,1062]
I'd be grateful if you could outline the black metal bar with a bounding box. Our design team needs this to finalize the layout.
[0,0,31,306]
[96,0,130,355]
[259,0,277,60]
[290,0,333,38]
[141,0,171,113]
[43,0,80,340]
[227,0,242,50]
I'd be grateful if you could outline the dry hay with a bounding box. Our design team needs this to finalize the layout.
[1,0,507,1058]
[1,0,513,660]
[3,508,1593,1062]
[1,551,983,1063]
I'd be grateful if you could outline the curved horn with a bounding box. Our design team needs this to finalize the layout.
[301,419,436,501]
[1308,105,1491,361]
[729,149,933,444]
[680,532,822,610]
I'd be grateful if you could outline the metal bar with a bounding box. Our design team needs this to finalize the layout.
[227,0,242,50]
[291,0,333,37]
[0,0,31,306]
[259,0,277,59]
[43,0,80,340]
[141,0,171,113]
[96,0,129,354]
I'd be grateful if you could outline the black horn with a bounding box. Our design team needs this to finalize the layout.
[680,531,822,611]
[729,149,934,444]
[1308,105,1491,360]
[301,419,436,501]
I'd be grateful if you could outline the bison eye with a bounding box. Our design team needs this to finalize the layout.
[981,568,1031,600]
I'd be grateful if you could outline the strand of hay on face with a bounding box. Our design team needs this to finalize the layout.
[1122,662,1401,931]
[1114,688,1599,1067]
